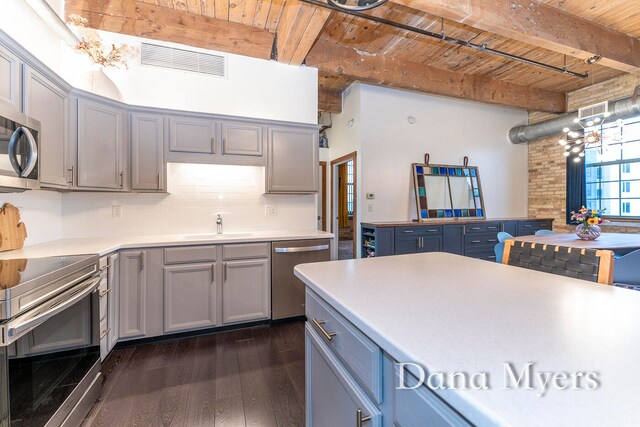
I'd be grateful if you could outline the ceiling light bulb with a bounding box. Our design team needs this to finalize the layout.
[562,127,570,133]
[563,151,570,157]
[573,157,581,162]
[558,139,567,145]
[575,139,582,144]
[565,145,571,150]
[572,147,580,152]
[579,152,585,157]
[587,120,594,126]
[594,117,601,123]
[604,112,612,118]
[573,118,580,123]
[587,136,595,143]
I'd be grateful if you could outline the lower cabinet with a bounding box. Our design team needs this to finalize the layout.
[305,324,382,427]
[222,258,270,324]
[163,263,216,333]
[118,250,148,339]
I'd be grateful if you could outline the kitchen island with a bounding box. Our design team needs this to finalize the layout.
[295,252,640,426]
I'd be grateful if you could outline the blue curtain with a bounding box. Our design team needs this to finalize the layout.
[566,158,586,224]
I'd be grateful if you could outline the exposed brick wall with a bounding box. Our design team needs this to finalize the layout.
[528,74,640,233]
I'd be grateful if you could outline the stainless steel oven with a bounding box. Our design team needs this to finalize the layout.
[0,103,40,192]
[0,255,102,427]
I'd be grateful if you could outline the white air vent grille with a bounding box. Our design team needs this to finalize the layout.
[141,43,225,77]
[578,101,608,119]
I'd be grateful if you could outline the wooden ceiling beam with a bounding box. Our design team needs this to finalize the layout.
[276,1,332,65]
[307,40,566,113]
[64,0,274,60]
[391,0,640,75]
[318,89,342,114]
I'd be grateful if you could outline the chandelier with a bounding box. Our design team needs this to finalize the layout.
[558,102,624,162]
[327,0,388,11]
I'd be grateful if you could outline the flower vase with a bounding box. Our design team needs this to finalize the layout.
[575,223,601,240]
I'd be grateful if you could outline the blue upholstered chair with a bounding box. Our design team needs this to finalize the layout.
[497,232,513,243]
[535,229,555,235]
[494,242,505,263]
[613,249,640,287]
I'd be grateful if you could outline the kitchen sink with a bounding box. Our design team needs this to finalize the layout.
[178,232,256,240]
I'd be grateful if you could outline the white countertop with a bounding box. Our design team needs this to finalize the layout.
[295,252,640,427]
[0,230,333,259]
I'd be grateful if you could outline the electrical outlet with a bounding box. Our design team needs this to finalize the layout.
[112,205,123,218]
[368,204,373,212]
[366,193,375,200]
[265,205,277,216]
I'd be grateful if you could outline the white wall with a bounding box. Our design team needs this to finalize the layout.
[1,191,62,244]
[359,84,529,222]
[60,163,316,238]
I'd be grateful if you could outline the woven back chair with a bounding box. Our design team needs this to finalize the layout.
[502,240,614,285]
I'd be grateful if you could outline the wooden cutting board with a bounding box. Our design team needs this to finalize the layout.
[0,203,27,252]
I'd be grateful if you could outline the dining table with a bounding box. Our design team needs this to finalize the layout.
[512,232,640,254]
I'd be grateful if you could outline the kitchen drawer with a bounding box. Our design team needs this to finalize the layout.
[164,245,217,264]
[306,289,383,403]
[464,249,498,262]
[517,220,552,236]
[464,222,500,234]
[394,366,471,427]
[222,242,270,260]
[464,233,499,250]
[395,226,442,236]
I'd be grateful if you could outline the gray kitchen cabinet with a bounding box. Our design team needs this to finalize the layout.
[168,115,217,153]
[130,112,164,191]
[305,324,382,427]
[266,126,319,193]
[222,258,270,324]
[119,250,147,339]
[163,263,216,333]
[23,65,70,188]
[0,43,20,110]
[77,97,125,189]
[221,120,264,157]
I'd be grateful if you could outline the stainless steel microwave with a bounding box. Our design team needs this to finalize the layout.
[0,103,40,192]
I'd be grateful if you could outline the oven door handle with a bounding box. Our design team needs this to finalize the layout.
[7,276,100,339]
[274,245,330,253]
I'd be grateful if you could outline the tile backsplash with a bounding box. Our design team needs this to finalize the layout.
[1,190,62,245]
[60,163,317,238]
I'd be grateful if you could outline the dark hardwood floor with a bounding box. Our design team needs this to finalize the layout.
[84,321,305,427]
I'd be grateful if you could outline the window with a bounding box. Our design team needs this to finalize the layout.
[585,116,640,218]
[346,159,354,215]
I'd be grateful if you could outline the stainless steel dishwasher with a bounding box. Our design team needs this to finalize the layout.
[271,239,331,320]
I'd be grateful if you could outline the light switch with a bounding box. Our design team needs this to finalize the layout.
[367,204,373,212]
[112,205,123,217]
[265,205,277,216]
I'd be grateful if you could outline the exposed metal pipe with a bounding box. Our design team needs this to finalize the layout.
[508,94,640,144]
[299,0,588,79]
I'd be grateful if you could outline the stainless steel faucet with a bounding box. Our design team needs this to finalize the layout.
[216,214,223,234]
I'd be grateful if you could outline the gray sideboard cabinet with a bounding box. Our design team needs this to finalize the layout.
[118,250,148,340]
[0,43,20,110]
[76,97,126,190]
[130,112,164,191]
[266,126,318,194]
[23,65,70,188]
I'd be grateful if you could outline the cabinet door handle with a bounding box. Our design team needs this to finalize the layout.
[356,409,372,427]
[99,263,112,272]
[427,229,438,232]
[402,230,414,233]
[471,240,481,244]
[311,318,336,341]
[420,237,424,248]
[67,166,74,184]
[223,263,227,282]
[100,328,111,339]
[119,171,124,187]
[99,288,111,298]
[523,224,533,228]
[487,239,497,243]
[211,136,216,153]
[157,173,161,189]
[140,251,146,271]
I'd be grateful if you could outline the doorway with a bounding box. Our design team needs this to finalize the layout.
[318,161,327,231]
[331,152,357,260]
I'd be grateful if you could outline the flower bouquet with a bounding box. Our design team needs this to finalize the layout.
[570,206,608,240]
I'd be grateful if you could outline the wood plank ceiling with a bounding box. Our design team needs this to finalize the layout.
[66,0,640,115]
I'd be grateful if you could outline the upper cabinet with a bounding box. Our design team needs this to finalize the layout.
[130,112,164,191]
[168,116,217,154]
[76,97,126,190]
[0,44,20,110]
[221,121,264,157]
[266,126,318,194]
[23,65,70,188]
